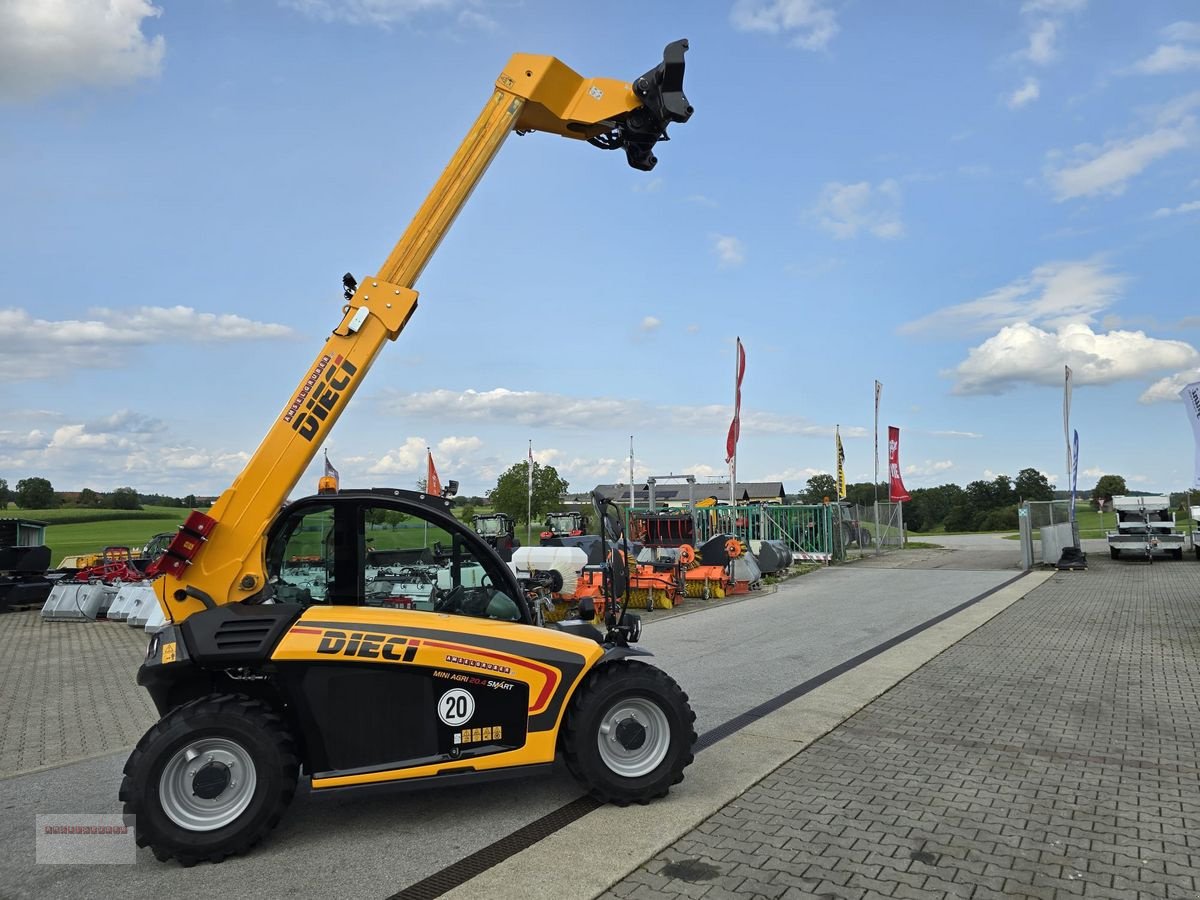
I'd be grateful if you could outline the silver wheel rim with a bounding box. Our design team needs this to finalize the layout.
[159,737,257,832]
[596,696,671,778]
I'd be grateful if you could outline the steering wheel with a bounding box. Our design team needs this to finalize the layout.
[433,584,465,614]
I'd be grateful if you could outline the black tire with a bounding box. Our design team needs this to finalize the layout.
[1195,546,1200,561]
[1173,549,1184,561]
[119,694,298,866]
[1110,547,1120,560]
[859,529,873,547]
[561,660,696,805]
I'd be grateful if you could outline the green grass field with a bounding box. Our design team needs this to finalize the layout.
[16,504,495,567]
[12,506,195,565]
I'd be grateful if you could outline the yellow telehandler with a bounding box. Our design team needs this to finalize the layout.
[120,41,696,865]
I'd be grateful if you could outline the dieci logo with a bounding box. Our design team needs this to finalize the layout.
[283,354,359,442]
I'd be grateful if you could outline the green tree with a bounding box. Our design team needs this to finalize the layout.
[15,477,56,509]
[802,473,838,504]
[108,487,142,510]
[77,488,101,507]
[1014,468,1054,502]
[184,494,198,508]
[488,460,569,526]
[843,481,888,507]
[944,501,978,533]
[1091,474,1127,509]
[0,478,11,509]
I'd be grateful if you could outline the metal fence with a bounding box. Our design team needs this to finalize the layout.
[831,502,906,561]
[1019,500,1077,569]
[623,502,907,565]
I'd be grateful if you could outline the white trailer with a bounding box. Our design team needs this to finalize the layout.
[1191,506,1200,561]
[1107,495,1185,560]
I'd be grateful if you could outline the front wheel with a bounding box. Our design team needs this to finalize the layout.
[562,660,696,805]
[119,694,298,866]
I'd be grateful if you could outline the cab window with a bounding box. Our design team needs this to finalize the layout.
[267,498,525,622]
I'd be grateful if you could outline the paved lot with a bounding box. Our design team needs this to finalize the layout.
[0,558,1012,899]
[0,615,153,774]
[604,550,1200,900]
[6,544,1196,900]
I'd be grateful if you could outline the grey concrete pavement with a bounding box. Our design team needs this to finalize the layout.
[0,561,1015,899]
[602,550,1200,900]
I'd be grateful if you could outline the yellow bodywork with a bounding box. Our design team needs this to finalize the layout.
[270,607,604,788]
[156,52,661,625]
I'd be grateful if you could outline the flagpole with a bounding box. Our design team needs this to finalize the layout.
[629,435,635,510]
[873,381,882,557]
[730,337,738,508]
[527,439,533,547]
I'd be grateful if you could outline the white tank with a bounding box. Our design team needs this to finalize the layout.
[511,546,588,596]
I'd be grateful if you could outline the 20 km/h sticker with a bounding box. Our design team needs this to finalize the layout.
[438,688,475,726]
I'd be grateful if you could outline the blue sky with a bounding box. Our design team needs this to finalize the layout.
[1,0,1198,500]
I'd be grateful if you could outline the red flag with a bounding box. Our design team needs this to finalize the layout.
[427,449,442,497]
[887,426,911,502]
[725,338,746,463]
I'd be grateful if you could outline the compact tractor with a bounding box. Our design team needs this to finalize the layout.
[120,41,697,866]
[471,512,520,562]
[540,511,590,543]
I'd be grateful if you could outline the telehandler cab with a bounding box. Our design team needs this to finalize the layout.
[120,41,696,866]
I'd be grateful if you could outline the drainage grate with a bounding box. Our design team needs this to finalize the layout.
[388,796,601,900]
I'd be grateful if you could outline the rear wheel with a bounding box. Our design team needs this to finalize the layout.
[119,694,298,866]
[1173,549,1184,560]
[1110,547,1120,560]
[562,660,696,805]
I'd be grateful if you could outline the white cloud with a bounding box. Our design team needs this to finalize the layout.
[0,429,49,450]
[0,306,295,381]
[0,0,165,102]
[1134,45,1200,74]
[282,0,488,27]
[1047,128,1192,199]
[1045,94,1198,200]
[812,180,904,240]
[1163,21,1200,42]
[1152,199,1200,217]
[950,322,1199,395]
[375,386,865,438]
[730,0,839,51]
[437,435,482,455]
[901,259,1125,336]
[640,316,662,333]
[367,436,428,475]
[1140,368,1200,403]
[712,234,746,268]
[1024,20,1059,65]
[931,430,983,438]
[1021,0,1086,13]
[1008,77,1041,109]
[904,460,954,477]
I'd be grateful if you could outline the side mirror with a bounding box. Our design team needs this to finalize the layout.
[576,596,595,622]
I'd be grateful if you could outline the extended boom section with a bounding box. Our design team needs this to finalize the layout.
[155,42,692,622]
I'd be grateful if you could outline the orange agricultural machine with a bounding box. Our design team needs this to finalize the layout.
[626,512,740,609]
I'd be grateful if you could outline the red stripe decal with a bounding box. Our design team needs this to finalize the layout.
[291,627,323,634]
[424,640,560,713]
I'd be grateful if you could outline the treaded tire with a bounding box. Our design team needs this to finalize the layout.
[562,660,696,805]
[1110,547,1120,560]
[119,693,298,866]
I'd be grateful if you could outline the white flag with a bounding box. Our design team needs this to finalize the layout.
[1181,382,1200,489]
